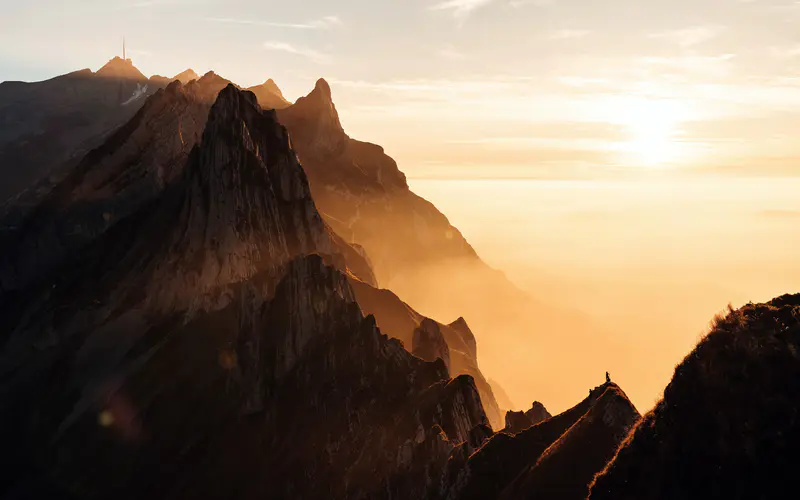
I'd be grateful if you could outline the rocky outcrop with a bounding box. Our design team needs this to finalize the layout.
[439,382,639,500]
[504,401,552,434]
[498,385,638,500]
[0,85,490,499]
[413,318,452,372]
[589,295,800,500]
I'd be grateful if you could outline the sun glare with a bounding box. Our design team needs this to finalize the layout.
[618,99,685,167]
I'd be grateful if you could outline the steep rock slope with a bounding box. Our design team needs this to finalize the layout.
[589,295,800,500]
[0,79,373,294]
[439,382,639,500]
[349,279,503,428]
[0,86,489,499]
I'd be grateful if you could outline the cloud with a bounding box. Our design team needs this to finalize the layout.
[548,29,591,40]
[430,0,496,17]
[768,44,800,59]
[649,25,725,47]
[510,0,554,6]
[208,15,342,30]
[438,47,469,60]
[263,42,332,64]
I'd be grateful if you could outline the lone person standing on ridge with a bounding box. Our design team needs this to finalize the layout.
[606,371,611,384]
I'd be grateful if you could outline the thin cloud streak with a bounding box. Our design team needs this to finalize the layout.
[208,16,342,30]
[548,29,591,40]
[263,41,333,64]
[430,0,496,17]
[648,25,725,47]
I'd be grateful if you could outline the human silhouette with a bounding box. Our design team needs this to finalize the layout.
[606,371,611,384]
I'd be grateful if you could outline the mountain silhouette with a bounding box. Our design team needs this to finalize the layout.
[440,382,639,500]
[0,85,489,499]
[589,294,800,500]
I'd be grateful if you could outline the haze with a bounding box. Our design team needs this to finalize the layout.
[3,0,799,411]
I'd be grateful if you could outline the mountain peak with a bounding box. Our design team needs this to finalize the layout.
[313,78,332,99]
[246,78,291,110]
[277,78,347,157]
[172,68,199,84]
[95,56,146,80]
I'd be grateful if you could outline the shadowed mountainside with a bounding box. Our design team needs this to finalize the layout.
[589,294,800,500]
[0,85,491,499]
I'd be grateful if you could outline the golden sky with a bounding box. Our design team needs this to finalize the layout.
[3,0,800,178]
[3,0,800,411]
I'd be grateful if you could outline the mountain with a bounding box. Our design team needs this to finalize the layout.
[0,64,614,410]
[95,56,148,81]
[438,382,639,500]
[0,76,345,294]
[172,69,199,84]
[589,295,800,500]
[0,57,160,203]
[246,79,291,110]
[0,85,490,499]
[504,400,551,434]
[276,78,619,410]
[348,280,503,428]
[0,70,496,425]
[0,80,209,292]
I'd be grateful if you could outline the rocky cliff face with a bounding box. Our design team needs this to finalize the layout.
[504,401,552,434]
[348,279,503,429]
[589,295,800,500]
[438,382,639,500]
[413,318,452,372]
[0,86,489,499]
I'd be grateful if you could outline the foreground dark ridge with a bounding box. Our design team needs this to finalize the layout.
[589,294,800,500]
[439,382,639,500]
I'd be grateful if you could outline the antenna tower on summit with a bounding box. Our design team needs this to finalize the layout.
[123,37,126,60]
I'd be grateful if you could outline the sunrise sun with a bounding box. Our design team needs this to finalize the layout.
[618,99,685,167]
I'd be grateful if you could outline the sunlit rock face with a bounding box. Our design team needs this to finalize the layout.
[413,318,452,371]
[246,78,291,111]
[590,294,800,500]
[276,78,475,282]
[0,86,489,500]
[439,382,639,500]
